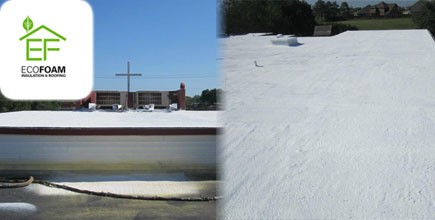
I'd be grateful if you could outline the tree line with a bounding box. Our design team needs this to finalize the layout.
[221,0,316,36]
[0,88,223,112]
[220,0,435,37]
[0,92,61,113]
[312,0,355,22]
[186,88,222,110]
[220,0,356,36]
[413,0,435,36]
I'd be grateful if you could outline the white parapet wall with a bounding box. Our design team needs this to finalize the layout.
[0,135,216,171]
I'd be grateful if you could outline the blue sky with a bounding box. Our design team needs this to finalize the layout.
[87,0,218,96]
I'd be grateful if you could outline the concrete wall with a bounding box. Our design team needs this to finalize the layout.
[161,91,170,107]
[120,91,128,107]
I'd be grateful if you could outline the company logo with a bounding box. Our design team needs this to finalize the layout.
[0,0,93,100]
[18,16,67,77]
[19,16,66,61]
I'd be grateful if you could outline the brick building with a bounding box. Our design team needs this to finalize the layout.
[75,82,186,110]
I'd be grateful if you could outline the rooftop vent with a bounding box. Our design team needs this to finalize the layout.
[271,35,300,46]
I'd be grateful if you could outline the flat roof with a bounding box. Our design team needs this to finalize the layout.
[0,110,218,128]
[221,30,435,218]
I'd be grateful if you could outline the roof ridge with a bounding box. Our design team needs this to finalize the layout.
[19,25,66,41]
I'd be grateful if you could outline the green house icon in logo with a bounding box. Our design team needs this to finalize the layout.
[19,17,66,61]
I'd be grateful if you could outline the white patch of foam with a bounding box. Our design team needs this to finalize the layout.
[0,110,219,128]
[221,30,435,219]
[0,203,37,213]
[27,181,215,197]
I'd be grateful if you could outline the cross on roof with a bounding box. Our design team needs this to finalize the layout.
[115,61,142,109]
[115,61,142,94]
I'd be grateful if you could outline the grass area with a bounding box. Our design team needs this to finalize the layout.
[337,17,418,30]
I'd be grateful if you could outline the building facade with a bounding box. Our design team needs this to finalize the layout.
[76,82,186,110]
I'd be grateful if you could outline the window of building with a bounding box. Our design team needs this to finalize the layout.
[138,92,162,105]
[96,92,121,105]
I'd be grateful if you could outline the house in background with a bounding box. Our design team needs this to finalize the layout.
[356,2,401,18]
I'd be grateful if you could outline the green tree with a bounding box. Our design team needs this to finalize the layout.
[0,93,30,113]
[280,0,316,36]
[324,1,339,21]
[221,0,273,35]
[413,0,435,36]
[30,101,61,110]
[313,0,327,22]
[339,2,352,20]
[185,95,201,110]
[331,23,358,35]
[201,89,217,106]
[186,89,222,110]
[221,0,316,36]
[0,92,61,113]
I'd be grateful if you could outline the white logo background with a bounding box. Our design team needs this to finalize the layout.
[0,0,93,100]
